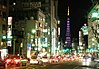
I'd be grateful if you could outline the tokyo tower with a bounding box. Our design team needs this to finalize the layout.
[65,6,72,48]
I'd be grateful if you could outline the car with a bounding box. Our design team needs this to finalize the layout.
[20,56,28,66]
[93,58,99,68]
[50,55,61,63]
[41,56,49,64]
[30,55,39,64]
[82,55,92,66]
[61,55,68,62]
[93,58,99,62]
[83,56,91,62]
[0,58,5,68]
[5,55,21,67]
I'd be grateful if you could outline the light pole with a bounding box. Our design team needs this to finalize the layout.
[13,38,16,55]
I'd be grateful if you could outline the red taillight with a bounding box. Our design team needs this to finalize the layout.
[14,59,20,64]
[6,59,11,64]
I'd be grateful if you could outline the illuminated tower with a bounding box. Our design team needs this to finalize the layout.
[65,6,72,48]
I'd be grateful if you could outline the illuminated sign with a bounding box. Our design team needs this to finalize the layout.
[28,43,31,47]
[81,24,88,35]
[27,43,31,50]
[8,17,12,25]
[58,27,60,35]
[7,17,12,46]
[22,2,41,9]
[7,41,11,46]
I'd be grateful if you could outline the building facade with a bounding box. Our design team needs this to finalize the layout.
[8,0,59,57]
[0,0,8,59]
[88,2,99,52]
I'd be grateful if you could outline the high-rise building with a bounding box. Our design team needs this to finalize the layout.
[88,3,99,51]
[65,6,72,49]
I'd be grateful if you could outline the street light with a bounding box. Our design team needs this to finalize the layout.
[13,2,16,5]
[32,29,36,33]
[65,41,67,45]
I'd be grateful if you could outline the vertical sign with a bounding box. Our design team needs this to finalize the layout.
[7,17,12,46]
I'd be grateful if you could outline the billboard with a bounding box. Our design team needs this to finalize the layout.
[7,17,12,46]
[81,24,88,35]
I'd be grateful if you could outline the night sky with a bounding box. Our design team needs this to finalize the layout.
[58,0,93,42]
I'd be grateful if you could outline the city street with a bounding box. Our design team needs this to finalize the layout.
[5,61,96,69]
[0,0,99,69]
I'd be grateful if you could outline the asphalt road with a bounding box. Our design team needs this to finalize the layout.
[23,61,94,69]
[5,61,96,69]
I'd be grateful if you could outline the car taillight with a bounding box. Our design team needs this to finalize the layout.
[14,59,20,63]
[6,59,11,64]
